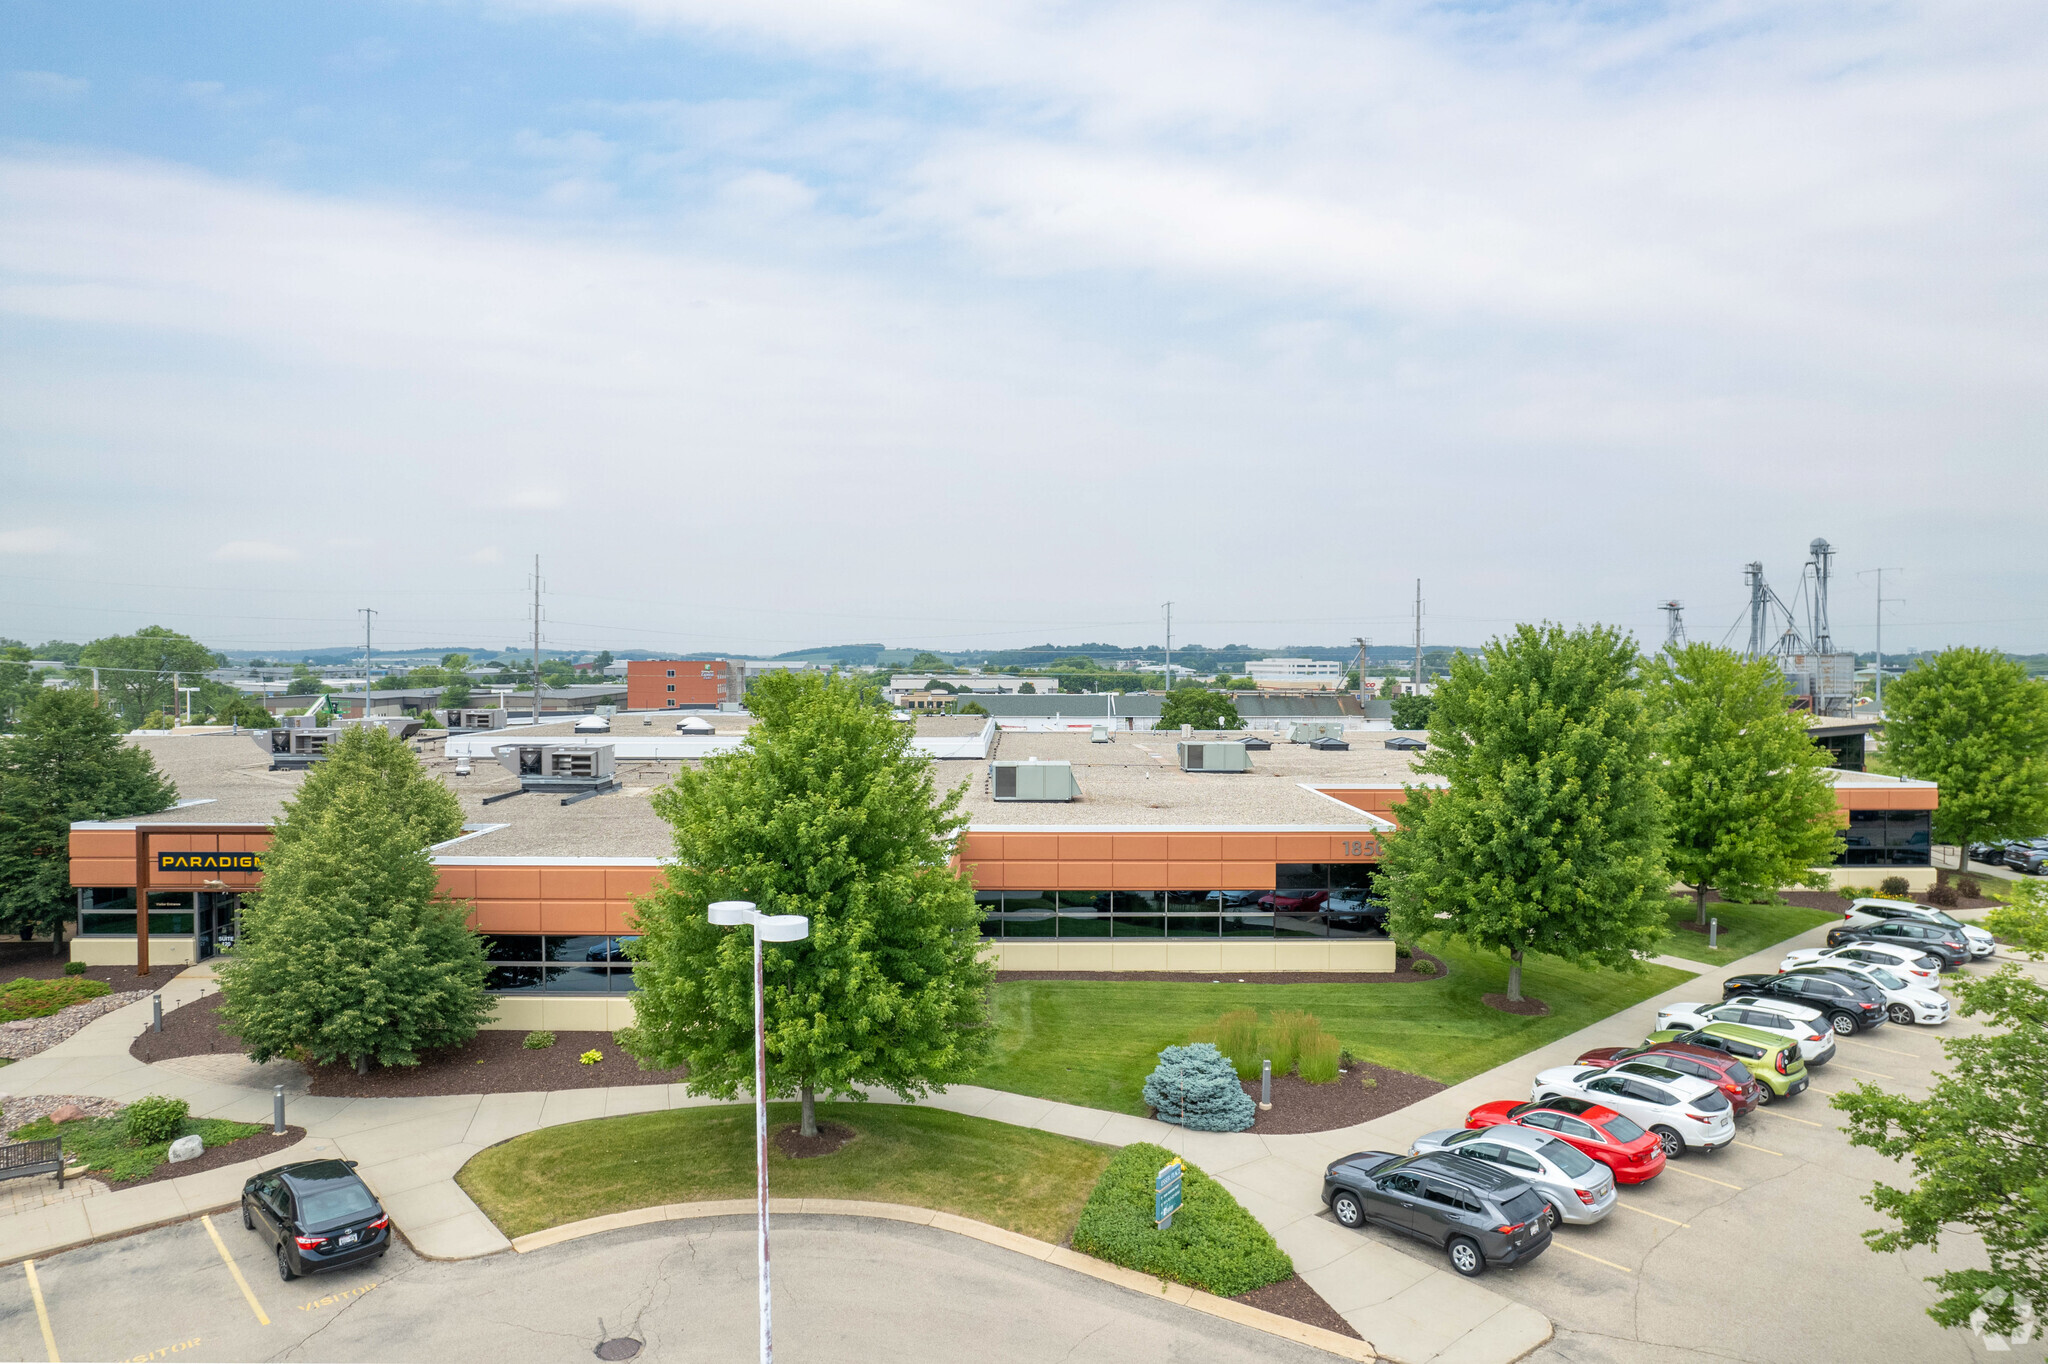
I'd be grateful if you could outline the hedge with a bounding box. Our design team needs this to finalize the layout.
[1070,1142,1293,1297]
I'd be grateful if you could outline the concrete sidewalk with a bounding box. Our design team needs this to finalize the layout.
[0,912,1924,1364]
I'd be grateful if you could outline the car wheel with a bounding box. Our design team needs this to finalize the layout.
[1447,1236,1485,1277]
[241,1202,253,1231]
[1652,1125,1685,1159]
[1754,1084,1773,1106]
[1539,1198,1563,1229]
[1888,1003,1915,1024]
[276,1245,295,1282]
[1829,1012,1857,1035]
[1331,1191,1364,1228]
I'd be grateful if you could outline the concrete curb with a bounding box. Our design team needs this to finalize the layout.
[509,1198,1382,1361]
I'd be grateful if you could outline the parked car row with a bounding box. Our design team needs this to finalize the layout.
[1836,897,1996,963]
[1968,839,2048,873]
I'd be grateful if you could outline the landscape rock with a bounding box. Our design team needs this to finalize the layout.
[167,1134,205,1163]
[47,1104,86,1124]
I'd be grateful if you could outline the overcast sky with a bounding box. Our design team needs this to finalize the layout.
[3,0,2044,660]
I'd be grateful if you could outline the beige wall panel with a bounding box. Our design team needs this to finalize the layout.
[1109,942,1170,971]
[1164,942,1223,973]
[1272,941,1333,971]
[541,997,612,1032]
[993,942,1061,971]
[68,937,139,966]
[1216,942,1277,971]
[1329,941,1398,973]
[1054,942,1115,971]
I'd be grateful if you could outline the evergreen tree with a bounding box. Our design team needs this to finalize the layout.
[1143,1043,1255,1131]
[1876,648,2048,856]
[219,750,489,1071]
[0,690,177,950]
[1648,643,1842,923]
[1379,623,1669,1001]
[624,671,994,1136]
[1157,689,1243,731]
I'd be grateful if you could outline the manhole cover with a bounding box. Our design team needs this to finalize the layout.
[594,1339,642,1361]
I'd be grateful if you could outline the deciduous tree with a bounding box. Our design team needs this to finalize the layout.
[1876,648,2048,859]
[1648,643,1842,923]
[1157,689,1243,731]
[624,672,994,1136]
[1832,965,2048,1341]
[1389,691,1435,730]
[1380,623,1669,1001]
[219,737,487,1071]
[76,627,218,727]
[0,689,176,951]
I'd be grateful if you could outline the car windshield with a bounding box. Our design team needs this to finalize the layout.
[1868,967,1907,989]
[1538,1138,1597,1178]
[1725,1061,1755,1084]
[1599,1113,1646,1143]
[296,1181,378,1227]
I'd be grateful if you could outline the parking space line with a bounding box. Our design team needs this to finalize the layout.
[1750,1108,1827,1128]
[1548,1240,1633,1273]
[23,1260,58,1363]
[200,1216,271,1327]
[1835,1039,1923,1059]
[1732,1140,1784,1156]
[1831,1063,1896,1079]
[1613,1202,1690,1228]
[1662,1165,1742,1190]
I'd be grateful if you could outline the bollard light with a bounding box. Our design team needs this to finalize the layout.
[273,1084,286,1135]
[1260,1058,1272,1110]
[1709,917,1719,950]
[706,900,810,1364]
[152,995,163,1034]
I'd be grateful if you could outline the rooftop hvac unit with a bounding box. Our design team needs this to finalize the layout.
[989,759,1080,802]
[446,708,509,733]
[1090,725,1110,743]
[337,715,423,739]
[251,727,342,769]
[486,743,619,805]
[1288,721,1346,744]
[1178,741,1250,773]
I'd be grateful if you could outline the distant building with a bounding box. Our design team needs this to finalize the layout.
[624,659,743,710]
[1248,658,1345,691]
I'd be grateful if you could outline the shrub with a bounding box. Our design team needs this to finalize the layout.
[1835,885,1877,903]
[523,1030,556,1051]
[1410,958,1439,977]
[0,975,111,1022]
[1925,883,1959,908]
[1394,944,1412,958]
[1958,876,1982,898]
[1264,1009,1319,1078]
[579,1049,603,1065]
[1880,875,1912,898]
[1143,1043,1255,1132]
[62,961,87,976]
[1214,1009,1261,1080]
[1071,1143,1293,1297]
[1298,1031,1342,1084]
[124,1096,190,1145]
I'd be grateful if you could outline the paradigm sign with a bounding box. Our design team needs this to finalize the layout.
[155,852,262,873]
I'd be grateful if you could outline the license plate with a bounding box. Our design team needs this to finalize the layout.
[338,1233,359,1247]
[1790,1079,1806,1095]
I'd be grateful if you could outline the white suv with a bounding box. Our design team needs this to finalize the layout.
[1530,1061,1735,1159]
[1655,998,1836,1067]
[1845,898,1995,959]
[1781,942,1942,985]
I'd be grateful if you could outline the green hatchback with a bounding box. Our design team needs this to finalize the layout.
[1645,1021,1809,1101]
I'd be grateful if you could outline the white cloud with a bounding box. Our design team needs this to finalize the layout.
[209,540,298,563]
[0,527,83,554]
[179,80,267,114]
[7,71,88,101]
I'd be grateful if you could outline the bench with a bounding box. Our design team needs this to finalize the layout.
[0,1138,64,1189]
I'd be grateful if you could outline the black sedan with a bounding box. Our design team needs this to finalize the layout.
[1721,971,1889,1034]
[1321,1150,1551,1277]
[243,1159,390,1281]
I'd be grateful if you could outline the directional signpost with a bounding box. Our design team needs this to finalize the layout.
[1155,1158,1184,1231]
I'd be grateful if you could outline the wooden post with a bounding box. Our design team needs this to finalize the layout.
[134,830,151,977]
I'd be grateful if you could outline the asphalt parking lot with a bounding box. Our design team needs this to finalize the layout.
[0,1212,1340,1364]
[1338,951,2045,1364]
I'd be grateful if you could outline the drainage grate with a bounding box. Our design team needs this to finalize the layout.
[594,1339,643,1361]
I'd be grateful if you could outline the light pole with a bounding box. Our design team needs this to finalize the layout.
[706,900,810,1364]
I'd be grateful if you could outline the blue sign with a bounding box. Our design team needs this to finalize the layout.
[1154,1158,1183,1228]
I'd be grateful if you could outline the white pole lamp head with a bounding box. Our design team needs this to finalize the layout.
[707,901,811,943]
[708,900,755,927]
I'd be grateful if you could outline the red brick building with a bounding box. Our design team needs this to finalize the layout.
[624,659,741,710]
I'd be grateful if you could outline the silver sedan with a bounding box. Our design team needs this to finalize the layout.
[1408,1124,1619,1226]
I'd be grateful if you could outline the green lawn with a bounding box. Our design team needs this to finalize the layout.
[456,1103,1113,1242]
[12,1113,267,1183]
[977,942,1695,1115]
[1654,898,1839,968]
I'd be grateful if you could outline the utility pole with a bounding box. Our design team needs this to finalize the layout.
[1162,601,1173,693]
[1353,636,1372,711]
[359,608,377,719]
[1857,568,1904,712]
[531,555,544,723]
[1411,580,1424,687]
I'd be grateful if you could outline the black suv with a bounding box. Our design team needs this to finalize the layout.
[243,1159,390,1281]
[1720,971,1889,1034]
[1825,918,1970,968]
[1322,1150,1552,1277]
[2002,839,2048,875]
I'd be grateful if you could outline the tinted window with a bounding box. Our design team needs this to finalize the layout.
[1539,1139,1596,1178]
[1625,1080,1676,1105]
[1725,1061,1755,1084]
[1616,1063,1684,1083]
[1500,1190,1547,1224]
[1499,1147,1542,1173]
[1600,1114,1646,1143]
[294,1180,378,1227]
[1381,1173,1421,1195]
[1693,1090,1731,1113]
[1519,1111,1561,1131]
[1555,1116,1600,1141]
[1422,1183,1463,1207]
[1868,968,1906,990]
[1584,1076,1624,1094]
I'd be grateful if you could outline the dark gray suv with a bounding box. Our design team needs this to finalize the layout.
[1322,1150,1553,1277]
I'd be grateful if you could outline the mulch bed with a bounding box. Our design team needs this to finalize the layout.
[131,994,687,1097]
[1233,1274,1362,1340]
[996,951,1448,986]
[1482,993,1550,1016]
[773,1121,857,1159]
[120,1126,308,1189]
[1238,1062,1445,1135]
[0,944,175,994]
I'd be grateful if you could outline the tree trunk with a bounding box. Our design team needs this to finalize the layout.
[800,1083,818,1138]
[355,1054,369,1077]
[1694,883,1709,927]
[50,921,65,957]
[1507,949,1524,1003]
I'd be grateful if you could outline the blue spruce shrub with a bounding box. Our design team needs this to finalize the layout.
[1144,1042,1255,1132]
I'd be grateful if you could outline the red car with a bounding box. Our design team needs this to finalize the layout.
[1575,1041,1763,1117]
[1465,1097,1667,1184]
